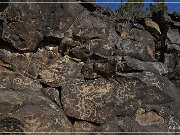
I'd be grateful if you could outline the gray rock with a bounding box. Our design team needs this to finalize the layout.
[167,43,180,52]
[167,29,180,45]
[116,71,179,102]
[123,56,168,75]
[116,39,155,62]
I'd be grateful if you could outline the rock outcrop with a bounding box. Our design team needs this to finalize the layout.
[0,0,180,133]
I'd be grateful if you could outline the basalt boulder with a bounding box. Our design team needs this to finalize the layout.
[0,1,180,133]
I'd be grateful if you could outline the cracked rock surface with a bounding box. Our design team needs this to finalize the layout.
[0,1,180,133]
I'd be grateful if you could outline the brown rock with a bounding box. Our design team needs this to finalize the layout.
[61,78,117,124]
[135,108,164,126]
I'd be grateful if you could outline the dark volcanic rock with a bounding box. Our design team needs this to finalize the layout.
[0,70,42,91]
[0,1,180,133]
[92,117,124,134]
[116,39,155,62]
[121,56,168,75]
[39,55,84,87]
[0,87,72,132]
[116,71,179,102]
[61,78,117,124]
[41,87,61,107]
[115,77,174,117]
[115,23,156,62]
[2,21,43,51]
[72,121,96,134]
[0,117,25,133]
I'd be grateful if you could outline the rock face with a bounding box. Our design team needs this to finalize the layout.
[61,78,117,124]
[0,1,180,133]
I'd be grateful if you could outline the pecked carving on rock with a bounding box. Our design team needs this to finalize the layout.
[39,55,84,87]
[114,76,174,118]
[0,1,180,133]
[0,70,42,91]
[61,78,117,124]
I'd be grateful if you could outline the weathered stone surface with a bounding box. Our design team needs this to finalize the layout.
[116,39,155,62]
[0,88,27,115]
[115,24,156,62]
[1,2,85,51]
[135,108,164,126]
[167,29,180,45]
[69,46,92,61]
[0,117,25,133]
[0,70,42,91]
[115,77,174,117]
[81,60,100,79]
[120,56,169,75]
[61,78,117,124]
[83,54,117,77]
[167,43,180,52]
[92,117,124,134]
[164,53,177,72]
[2,21,43,51]
[69,10,119,56]
[39,55,84,87]
[116,116,145,132]
[0,45,60,79]
[0,1,179,133]
[41,87,61,107]
[72,121,96,133]
[0,87,72,132]
[116,71,179,102]
[130,28,155,44]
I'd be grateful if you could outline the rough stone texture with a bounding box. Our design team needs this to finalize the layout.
[0,88,72,132]
[164,53,177,73]
[135,108,164,126]
[0,1,179,133]
[72,121,96,134]
[115,56,169,75]
[0,70,42,91]
[92,117,124,134]
[116,71,179,102]
[114,77,174,117]
[167,29,180,45]
[41,87,61,107]
[115,38,155,62]
[39,55,84,87]
[61,78,117,124]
